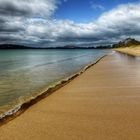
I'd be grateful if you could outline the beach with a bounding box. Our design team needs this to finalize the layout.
[114,46,140,56]
[0,52,140,140]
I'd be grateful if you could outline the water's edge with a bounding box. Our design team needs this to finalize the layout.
[0,54,107,126]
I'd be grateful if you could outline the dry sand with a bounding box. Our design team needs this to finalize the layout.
[0,52,140,140]
[114,46,140,56]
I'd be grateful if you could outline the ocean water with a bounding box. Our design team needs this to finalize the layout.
[0,49,109,118]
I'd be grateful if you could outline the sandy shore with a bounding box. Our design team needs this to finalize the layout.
[114,46,140,56]
[0,52,140,140]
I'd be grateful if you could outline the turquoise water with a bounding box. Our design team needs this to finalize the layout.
[0,49,109,117]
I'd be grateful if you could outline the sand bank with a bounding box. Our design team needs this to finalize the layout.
[0,52,140,140]
[114,46,140,56]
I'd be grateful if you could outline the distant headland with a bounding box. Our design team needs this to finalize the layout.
[113,38,140,56]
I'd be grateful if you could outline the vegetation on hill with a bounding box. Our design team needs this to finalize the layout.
[112,38,140,48]
[114,38,140,56]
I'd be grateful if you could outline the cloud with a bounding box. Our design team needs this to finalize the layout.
[63,0,68,2]
[90,1,105,11]
[0,0,58,44]
[0,0,58,17]
[91,4,105,10]
[0,1,140,47]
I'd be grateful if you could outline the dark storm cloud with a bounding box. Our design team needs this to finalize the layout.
[0,0,58,44]
[0,0,140,46]
[0,0,58,17]
[0,2,31,17]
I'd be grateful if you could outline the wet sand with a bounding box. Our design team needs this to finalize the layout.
[0,52,140,140]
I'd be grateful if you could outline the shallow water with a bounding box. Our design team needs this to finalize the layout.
[0,49,109,117]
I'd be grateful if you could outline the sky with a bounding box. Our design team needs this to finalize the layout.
[0,0,140,47]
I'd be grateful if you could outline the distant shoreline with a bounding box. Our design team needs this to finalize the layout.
[0,44,111,49]
[0,48,110,50]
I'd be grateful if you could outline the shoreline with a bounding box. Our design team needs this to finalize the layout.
[0,52,140,140]
[114,46,140,57]
[0,54,108,126]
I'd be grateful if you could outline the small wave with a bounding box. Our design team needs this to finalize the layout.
[35,54,90,67]
[0,105,21,120]
[7,54,92,72]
